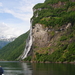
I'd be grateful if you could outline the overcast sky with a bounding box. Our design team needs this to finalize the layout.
[0,0,45,39]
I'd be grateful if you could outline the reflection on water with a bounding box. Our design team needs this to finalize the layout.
[0,61,32,75]
[21,62,32,75]
[0,61,75,75]
[32,63,75,75]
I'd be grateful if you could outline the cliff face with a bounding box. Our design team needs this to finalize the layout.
[33,24,50,48]
[24,0,75,62]
[32,22,73,61]
[32,23,72,49]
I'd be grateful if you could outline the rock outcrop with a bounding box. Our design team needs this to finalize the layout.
[32,24,50,48]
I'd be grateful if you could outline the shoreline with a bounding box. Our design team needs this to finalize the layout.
[20,60,75,64]
[1,60,75,64]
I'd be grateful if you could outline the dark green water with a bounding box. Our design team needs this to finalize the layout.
[0,61,75,75]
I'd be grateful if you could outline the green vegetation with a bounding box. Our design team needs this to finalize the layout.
[45,0,69,3]
[24,56,32,62]
[34,41,75,62]
[60,36,68,41]
[32,0,75,27]
[0,31,29,61]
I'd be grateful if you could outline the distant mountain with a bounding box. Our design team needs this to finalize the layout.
[0,37,16,49]
[0,41,10,49]
[0,37,16,41]
[0,31,29,61]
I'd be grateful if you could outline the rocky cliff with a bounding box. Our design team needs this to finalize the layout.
[24,0,75,63]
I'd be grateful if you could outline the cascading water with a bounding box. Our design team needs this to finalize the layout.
[21,24,32,59]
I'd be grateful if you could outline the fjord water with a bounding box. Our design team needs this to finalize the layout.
[0,61,75,75]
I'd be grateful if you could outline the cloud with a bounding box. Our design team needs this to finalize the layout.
[3,8,30,21]
[0,4,32,21]
[0,0,34,21]
[0,2,3,7]
[0,0,45,21]
[0,23,24,39]
[0,0,45,38]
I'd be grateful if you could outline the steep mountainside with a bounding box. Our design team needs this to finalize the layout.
[25,0,75,63]
[0,31,29,61]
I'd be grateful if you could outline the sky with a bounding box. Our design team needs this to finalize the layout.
[0,0,45,39]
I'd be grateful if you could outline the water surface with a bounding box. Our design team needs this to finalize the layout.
[0,61,75,75]
[0,61,32,75]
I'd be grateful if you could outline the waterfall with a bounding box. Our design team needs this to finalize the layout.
[21,24,32,59]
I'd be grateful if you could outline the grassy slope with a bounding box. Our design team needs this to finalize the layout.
[0,31,29,61]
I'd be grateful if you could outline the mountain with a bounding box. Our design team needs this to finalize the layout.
[0,0,75,63]
[24,0,75,63]
[0,37,16,49]
[0,31,29,61]
[0,41,10,49]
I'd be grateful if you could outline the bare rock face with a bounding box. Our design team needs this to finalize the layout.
[31,22,72,56]
[32,24,50,48]
[50,1,66,8]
